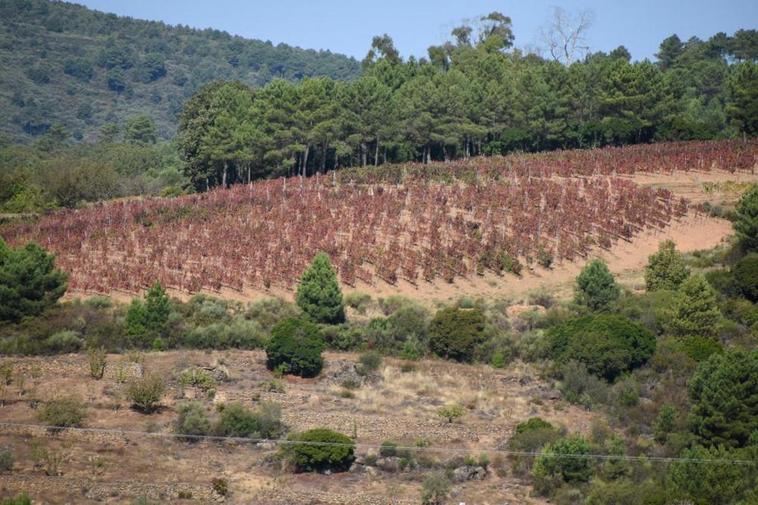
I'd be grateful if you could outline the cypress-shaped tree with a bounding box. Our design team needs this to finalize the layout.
[645,240,689,291]
[296,252,345,324]
[574,259,620,311]
[668,274,722,339]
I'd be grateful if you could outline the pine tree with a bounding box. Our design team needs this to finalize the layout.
[734,184,758,251]
[645,240,690,291]
[574,259,620,311]
[668,275,722,338]
[296,252,345,324]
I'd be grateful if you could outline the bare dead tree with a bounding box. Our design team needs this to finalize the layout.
[541,6,594,65]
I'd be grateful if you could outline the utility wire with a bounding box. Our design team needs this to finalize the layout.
[0,421,755,465]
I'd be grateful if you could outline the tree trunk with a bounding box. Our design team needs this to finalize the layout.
[303,145,310,177]
[374,139,379,166]
[222,162,228,188]
[361,142,367,167]
[321,143,327,173]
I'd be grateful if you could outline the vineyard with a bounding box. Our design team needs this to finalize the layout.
[1,140,756,296]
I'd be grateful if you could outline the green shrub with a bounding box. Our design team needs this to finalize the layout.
[357,351,382,375]
[653,404,677,444]
[178,368,216,392]
[0,448,13,472]
[44,330,83,353]
[547,314,655,380]
[515,417,555,434]
[295,252,345,324]
[420,471,451,505]
[175,402,211,438]
[379,440,398,457]
[245,297,300,332]
[437,404,464,423]
[733,253,758,302]
[537,246,554,269]
[283,428,355,472]
[428,307,486,362]
[704,268,740,297]
[0,494,31,505]
[532,436,593,495]
[344,292,372,314]
[124,282,171,346]
[0,239,68,323]
[181,317,266,349]
[126,373,165,413]
[668,444,757,505]
[733,183,758,251]
[364,304,429,353]
[508,417,561,475]
[38,396,87,427]
[87,347,107,379]
[214,401,283,439]
[682,335,723,362]
[688,350,758,448]
[265,317,324,378]
[558,360,610,407]
[574,259,619,311]
[645,240,689,291]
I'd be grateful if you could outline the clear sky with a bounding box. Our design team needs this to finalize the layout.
[75,0,757,61]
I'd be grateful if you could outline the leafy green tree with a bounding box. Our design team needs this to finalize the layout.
[734,184,758,251]
[726,62,758,135]
[547,314,656,380]
[688,350,758,448]
[645,240,689,291]
[533,436,593,495]
[283,428,355,472]
[124,115,157,145]
[0,238,67,322]
[265,317,325,378]
[668,274,722,339]
[295,252,345,324]
[574,259,620,311]
[428,307,487,362]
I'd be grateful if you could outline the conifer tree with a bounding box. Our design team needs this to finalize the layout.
[296,252,345,324]
[668,274,722,339]
[574,259,619,311]
[645,240,690,291]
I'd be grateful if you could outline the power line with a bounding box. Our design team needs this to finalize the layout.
[0,421,754,465]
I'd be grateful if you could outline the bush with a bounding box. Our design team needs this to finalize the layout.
[0,239,68,323]
[44,330,83,353]
[214,402,283,439]
[364,304,429,353]
[653,404,677,444]
[668,445,757,505]
[532,436,593,495]
[126,374,165,413]
[688,350,758,448]
[515,417,555,434]
[124,282,171,346]
[437,404,464,423]
[421,471,451,505]
[245,297,300,332]
[295,252,345,324]
[0,494,31,505]
[574,259,619,311]
[682,335,723,361]
[38,396,86,427]
[645,240,689,291]
[508,418,560,475]
[283,428,355,472]
[668,274,723,339]
[733,253,758,302]
[428,307,486,362]
[181,318,266,349]
[547,314,656,381]
[558,360,610,408]
[175,402,211,438]
[379,440,398,457]
[178,368,216,392]
[344,292,372,314]
[87,347,107,379]
[0,448,13,472]
[734,183,758,251]
[357,351,382,375]
[265,317,324,378]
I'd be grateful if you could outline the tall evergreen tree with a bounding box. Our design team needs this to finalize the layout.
[645,240,690,291]
[295,252,345,324]
[668,274,722,339]
[574,259,620,311]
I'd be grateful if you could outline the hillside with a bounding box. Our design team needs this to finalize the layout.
[3,139,755,304]
[0,0,360,143]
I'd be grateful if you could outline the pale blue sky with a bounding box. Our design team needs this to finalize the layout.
[76,0,757,61]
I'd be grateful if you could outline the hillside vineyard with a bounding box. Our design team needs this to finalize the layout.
[3,139,754,295]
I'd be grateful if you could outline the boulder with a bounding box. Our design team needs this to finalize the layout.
[452,465,487,483]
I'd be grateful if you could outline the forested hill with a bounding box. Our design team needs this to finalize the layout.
[0,0,361,143]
